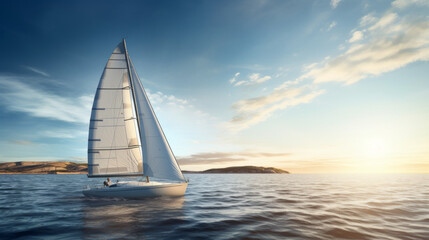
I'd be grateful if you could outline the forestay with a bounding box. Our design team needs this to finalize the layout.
[88,42,143,177]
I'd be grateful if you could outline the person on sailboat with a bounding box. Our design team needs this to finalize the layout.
[103,178,111,187]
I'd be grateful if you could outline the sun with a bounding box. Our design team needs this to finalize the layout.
[368,139,387,159]
[356,138,393,172]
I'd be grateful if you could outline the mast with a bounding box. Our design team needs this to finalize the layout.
[122,38,145,178]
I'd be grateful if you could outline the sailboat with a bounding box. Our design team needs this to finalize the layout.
[82,39,188,198]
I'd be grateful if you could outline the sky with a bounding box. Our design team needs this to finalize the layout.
[0,0,428,173]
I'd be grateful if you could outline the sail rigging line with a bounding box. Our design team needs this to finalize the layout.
[104,73,123,176]
[89,146,141,151]
[87,42,142,177]
[95,125,125,128]
[122,39,144,176]
[129,59,186,182]
[97,87,130,90]
[96,52,136,176]
[87,173,145,178]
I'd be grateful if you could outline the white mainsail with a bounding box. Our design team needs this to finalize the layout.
[88,42,143,177]
[87,39,185,182]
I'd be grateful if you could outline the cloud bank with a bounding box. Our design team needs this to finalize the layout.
[147,89,189,109]
[23,66,50,77]
[177,151,291,165]
[0,76,92,123]
[302,9,429,85]
[9,140,36,145]
[227,85,325,132]
[330,0,342,9]
[230,72,271,87]
[229,72,240,84]
[228,1,429,132]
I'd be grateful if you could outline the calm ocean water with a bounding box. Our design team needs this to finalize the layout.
[0,174,428,239]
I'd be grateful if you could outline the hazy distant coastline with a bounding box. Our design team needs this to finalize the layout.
[0,161,87,174]
[183,166,289,174]
[0,162,289,174]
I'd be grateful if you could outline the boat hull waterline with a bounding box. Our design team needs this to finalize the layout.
[83,182,188,199]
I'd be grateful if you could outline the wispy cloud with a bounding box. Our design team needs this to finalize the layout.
[368,12,397,31]
[359,13,377,27]
[178,157,245,165]
[301,9,429,84]
[9,140,36,145]
[348,30,363,43]
[228,1,429,132]
[227,85,325,132]
[330,0,342,9]
[146,90,214,122]
[145,88,218,147]
[302,62,319,72]
[328,21,337,31]
[177,151,291,165]
[147,89,189,109]
[23,66,50,77]
[392,0,429,8]
[229,72,240,84]
[0,76,92,123]
[39,130,87,139]
[186,152,291,158]
[234,73,271,87]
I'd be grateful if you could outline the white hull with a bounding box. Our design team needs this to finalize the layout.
[82,181,188,199]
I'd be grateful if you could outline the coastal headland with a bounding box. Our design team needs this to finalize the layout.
[0,161,289,174]
[183,166,289,174]
[0,161,87,174]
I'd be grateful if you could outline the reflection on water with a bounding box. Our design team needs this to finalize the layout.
[0,174,428,239]
[82,197,184,239]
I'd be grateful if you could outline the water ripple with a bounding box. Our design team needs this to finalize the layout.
[0,174,428,239]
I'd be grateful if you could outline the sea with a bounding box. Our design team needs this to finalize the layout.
[0,174,428,240]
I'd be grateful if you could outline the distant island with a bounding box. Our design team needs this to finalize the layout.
[0,162,289,174]
[182,166,289,174]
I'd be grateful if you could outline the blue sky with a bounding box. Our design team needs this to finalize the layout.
[0,0,428,172]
